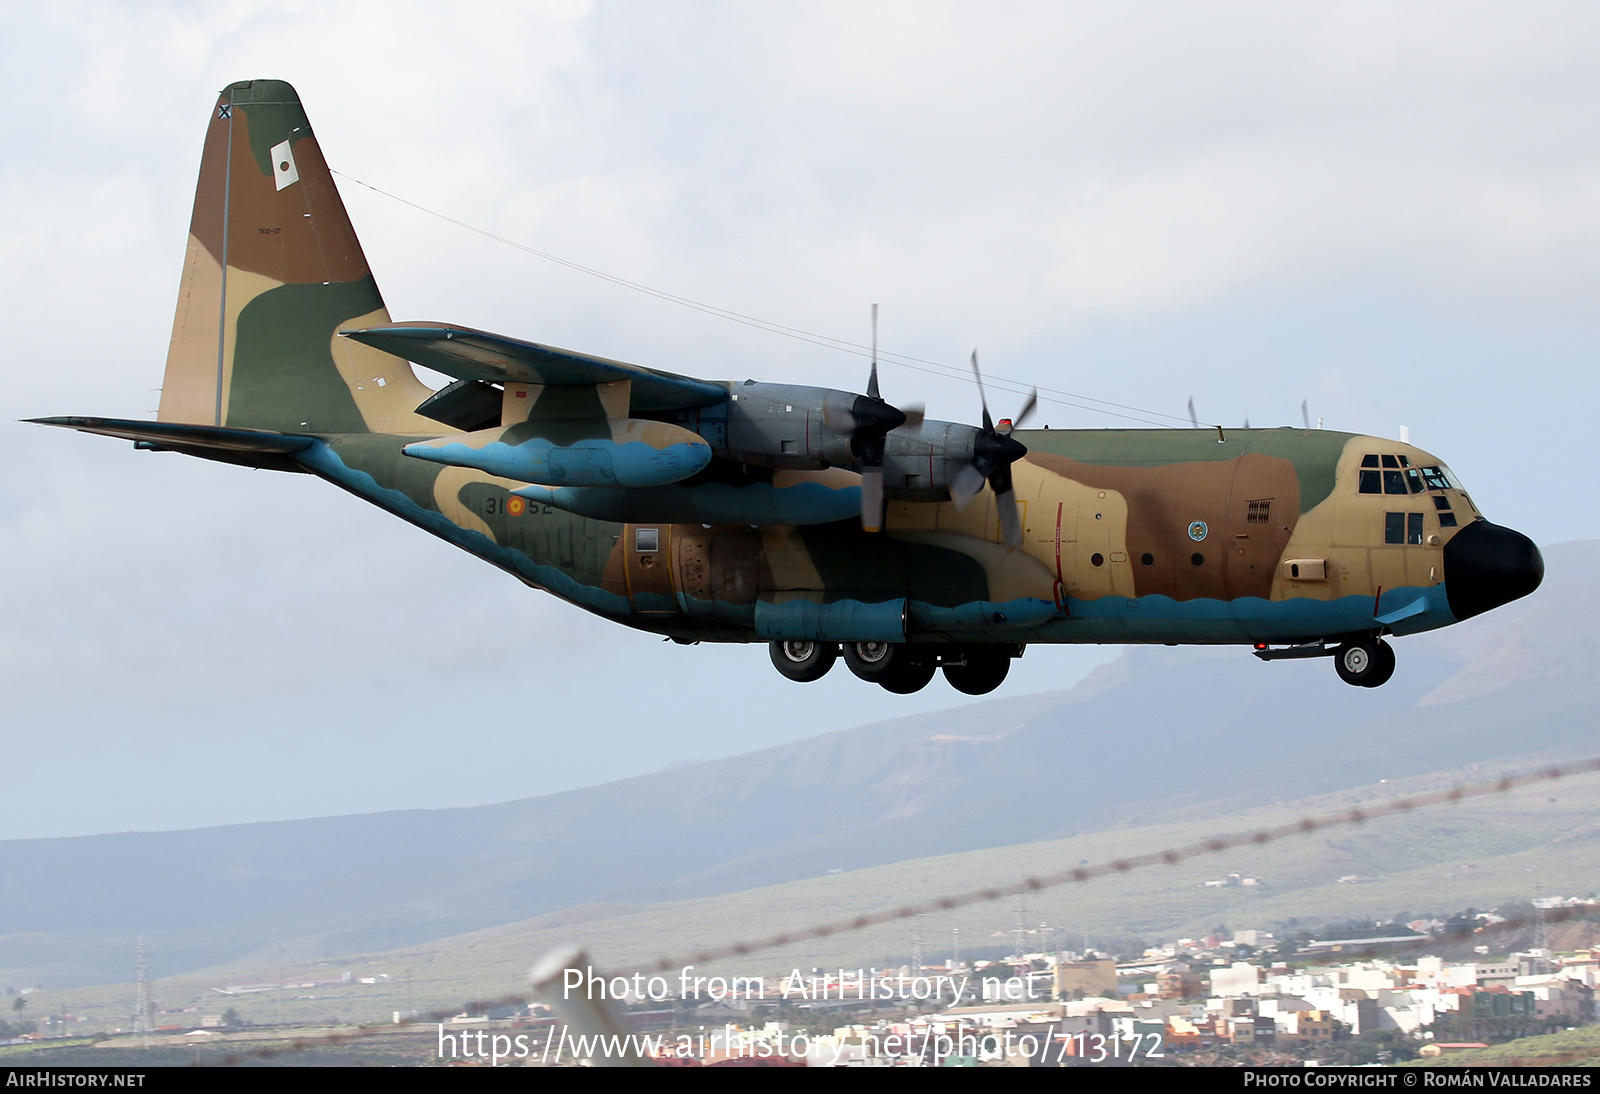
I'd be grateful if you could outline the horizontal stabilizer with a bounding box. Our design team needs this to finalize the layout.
[28,416,315,472]
[28,416,316,452]
[340,323,727,413]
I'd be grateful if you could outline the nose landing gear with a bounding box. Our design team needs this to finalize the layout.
[1253,635,1397,687]
[1333,637,1396,688]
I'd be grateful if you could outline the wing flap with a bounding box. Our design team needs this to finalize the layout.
[340,322,727,413]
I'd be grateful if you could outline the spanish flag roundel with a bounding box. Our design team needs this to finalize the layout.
[507,496,526,517]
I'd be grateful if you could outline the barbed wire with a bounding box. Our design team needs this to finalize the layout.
[636,755,1600,972]
[208,753,1600,1064]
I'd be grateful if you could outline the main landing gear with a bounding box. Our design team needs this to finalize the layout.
[767,641,1019,695]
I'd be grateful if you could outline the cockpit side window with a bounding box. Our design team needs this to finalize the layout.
[1420,465,1453,490]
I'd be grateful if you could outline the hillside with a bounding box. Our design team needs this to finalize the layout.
[33,750,1600,1031]
[1,541,1593,990]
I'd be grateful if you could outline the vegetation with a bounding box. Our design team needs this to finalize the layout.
[1404,1026,1600,1067]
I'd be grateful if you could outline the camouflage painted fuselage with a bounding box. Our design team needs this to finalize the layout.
[294,422,1481,648]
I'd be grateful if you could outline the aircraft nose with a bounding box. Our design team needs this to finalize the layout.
[1443,520,1544,621]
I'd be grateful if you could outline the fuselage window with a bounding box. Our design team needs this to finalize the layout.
[1432,495,1451,511]
[1408,512,1424,545]
[1360,469,1382,494]
[1385,512,1405,544]
[634,527,660,553]
[1362,454,1380,468]
[1439,512,1458,528]
[1383,470,1409,495]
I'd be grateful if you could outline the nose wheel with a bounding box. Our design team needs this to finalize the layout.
[1333,638,1396,688]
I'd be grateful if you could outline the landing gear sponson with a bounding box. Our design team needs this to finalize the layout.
[769,641,1022,695]
[1252,635,1397,688]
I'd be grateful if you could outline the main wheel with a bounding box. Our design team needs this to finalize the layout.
[879,656,938,694]
[943,647,1012,695]
[843,641,903,682]
[1334,638,1394,687]
[769,640,838,683]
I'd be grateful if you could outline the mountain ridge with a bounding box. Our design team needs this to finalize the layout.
[2,540,1588,988]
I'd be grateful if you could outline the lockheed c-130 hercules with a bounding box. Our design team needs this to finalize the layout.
[34,80,1545,696]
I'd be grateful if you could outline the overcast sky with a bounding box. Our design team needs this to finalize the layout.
[2,2,1597,839]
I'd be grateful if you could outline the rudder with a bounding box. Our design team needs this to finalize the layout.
[159,79,437,434]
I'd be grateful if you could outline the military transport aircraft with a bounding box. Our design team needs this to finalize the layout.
[32,81,1545,696]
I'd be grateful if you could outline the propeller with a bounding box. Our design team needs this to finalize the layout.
[950,350,1036,551]
[848,303,916,532]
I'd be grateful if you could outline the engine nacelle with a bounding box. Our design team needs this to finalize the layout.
[880,420,984,502]
[671,383,984,501]
[714,382,861,469]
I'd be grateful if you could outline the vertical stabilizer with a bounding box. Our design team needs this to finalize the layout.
[159,80,437,434]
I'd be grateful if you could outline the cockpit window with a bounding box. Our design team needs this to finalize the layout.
[1363,451,1427,492]
[1420,465,1453,490]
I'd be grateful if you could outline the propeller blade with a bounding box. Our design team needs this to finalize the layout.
[995,487,1023,552]
[1187,396,1199,429]
[971,350,994,434]
[950,463,986,508]
[1012,388,1038,430]
[860,466,884,532]
[867,303,880,401]
[898,402,925,430]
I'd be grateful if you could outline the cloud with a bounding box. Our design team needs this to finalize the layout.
[2,2,1597,835]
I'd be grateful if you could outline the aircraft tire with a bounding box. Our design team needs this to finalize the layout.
[943,648,1011,695]
[879,656,938,694]
[1360,640,1396,688]
[1334,638,1393,687]
[843,641,904,682]
[769,640,838,683]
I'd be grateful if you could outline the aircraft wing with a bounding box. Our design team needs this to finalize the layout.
[340,322,728,413]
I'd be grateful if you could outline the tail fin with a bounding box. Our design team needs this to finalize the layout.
[159,79,437,434]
